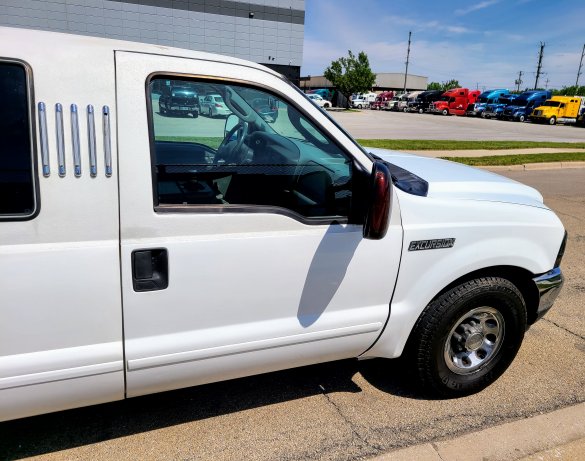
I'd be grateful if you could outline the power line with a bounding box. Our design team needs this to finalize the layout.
[534,42,545,89]
[403,31,411,94]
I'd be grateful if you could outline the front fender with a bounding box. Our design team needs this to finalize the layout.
[363,191,564,359]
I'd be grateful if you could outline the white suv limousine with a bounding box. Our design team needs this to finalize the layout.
[0,27,565,421]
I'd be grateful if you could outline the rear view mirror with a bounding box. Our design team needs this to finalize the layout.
[363,161,392,240]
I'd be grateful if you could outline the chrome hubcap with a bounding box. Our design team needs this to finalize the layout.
[444,307,505,375]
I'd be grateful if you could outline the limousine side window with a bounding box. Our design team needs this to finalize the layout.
[148,77,353,221]
[0,61,36,219]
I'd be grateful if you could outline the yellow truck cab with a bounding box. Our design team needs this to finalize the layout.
[531,95,585,125]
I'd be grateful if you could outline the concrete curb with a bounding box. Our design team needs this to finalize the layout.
[370,401,585,461]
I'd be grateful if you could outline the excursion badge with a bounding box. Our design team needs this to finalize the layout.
[408,238,456,251]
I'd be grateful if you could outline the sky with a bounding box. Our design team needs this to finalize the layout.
[302,0,585,91]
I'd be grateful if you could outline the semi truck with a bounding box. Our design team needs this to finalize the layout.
[501,90,552,122]
[468,89,509,117]
[407,90,444,113]
[430,88,481,116]
[530,96,585,125]
[483,94,519,119]
[370,91,394,110]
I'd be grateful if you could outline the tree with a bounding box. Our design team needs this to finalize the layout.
[324,51,376,107]
[427,79,461,91]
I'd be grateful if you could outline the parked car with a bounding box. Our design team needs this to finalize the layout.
[158,82,200,117]
[407,90,444,113]
[483,94,519,119]
[307,93,331,108]
[307,88,333,101]
[0,26,566,422]
[430,88,481,116]
[200,93,232,117]
[501,90,552,122]
[468,89,509,117]
[370,91,394,110]
[530,96,585,125]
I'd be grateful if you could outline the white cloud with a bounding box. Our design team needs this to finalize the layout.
[455,0,500,16]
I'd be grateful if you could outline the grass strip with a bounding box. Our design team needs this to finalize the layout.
[439,152,585,166]
[358,139,585,151]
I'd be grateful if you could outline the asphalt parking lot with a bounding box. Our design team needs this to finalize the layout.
[1,168,583,461]
[329,109,585,142]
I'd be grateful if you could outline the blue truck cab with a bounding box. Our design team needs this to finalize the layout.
[469,89,509,117]
[483,93,519,119]
[502,90,552,122]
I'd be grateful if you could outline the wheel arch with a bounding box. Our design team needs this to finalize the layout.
[361,264,540,360]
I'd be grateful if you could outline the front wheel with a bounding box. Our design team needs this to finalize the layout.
[549,116,557,125]
[519,114,525,122]
[442,109,449,116]
[357,104,363,109]
[419,108,424,114]
[406,277,527,397]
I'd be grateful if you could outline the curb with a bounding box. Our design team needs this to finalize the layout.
[370,401,585,461]
[481,161,585,171]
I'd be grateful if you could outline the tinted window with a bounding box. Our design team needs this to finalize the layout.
[148,77,353,221]
[0,62,36,218]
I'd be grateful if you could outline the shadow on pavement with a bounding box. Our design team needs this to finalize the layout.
[0,358,424,460]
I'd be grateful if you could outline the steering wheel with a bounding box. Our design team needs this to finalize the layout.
[216,121,249,164]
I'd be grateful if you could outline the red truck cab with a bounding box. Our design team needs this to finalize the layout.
[431,88,480,116]
[370,91,394,110]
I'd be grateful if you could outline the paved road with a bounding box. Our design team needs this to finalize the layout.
[329,109,585,142]
[1,170,584,461]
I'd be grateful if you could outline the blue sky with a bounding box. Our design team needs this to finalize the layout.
[302,0,585,90]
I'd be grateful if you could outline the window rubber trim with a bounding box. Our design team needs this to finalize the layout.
[145,71,369,225]
[0,57,40,222]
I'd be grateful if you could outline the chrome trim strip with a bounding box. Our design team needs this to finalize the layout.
[0,361,123,390]
[70,103,81,177]
[127,323,383,371]
[533,267,564,319]
[87,105,97,177]
[37,102,50,177]
[102,105,112,177]
[55,103,66,177]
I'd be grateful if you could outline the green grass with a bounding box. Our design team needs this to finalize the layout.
[440,152,585,166]
[156,136,223,150]
[357,140,585,151]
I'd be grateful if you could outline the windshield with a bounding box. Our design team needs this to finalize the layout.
[543,100,561,107]
[478,97,488,103]
[439,95,449,101]
[511,97,528,107]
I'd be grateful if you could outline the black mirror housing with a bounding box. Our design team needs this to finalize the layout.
[363,161,392,240]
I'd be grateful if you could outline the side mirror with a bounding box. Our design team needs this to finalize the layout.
[363,161,392,240]
[224,114,240,137]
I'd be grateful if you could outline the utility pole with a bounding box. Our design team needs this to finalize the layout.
[576,43,585,87]
[515,70,523,92]
[403,31,411,94]
[534,42,545,89]
[545,78,549,89]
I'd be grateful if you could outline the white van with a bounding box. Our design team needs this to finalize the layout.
[0,27,566,421]
[351,92,377,109]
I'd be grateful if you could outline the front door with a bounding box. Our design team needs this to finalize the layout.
[115,51,402,397]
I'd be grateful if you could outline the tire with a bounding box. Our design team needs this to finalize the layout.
[208,107,213,118]
[549,116,556,125]
[419,108,424,114]
[159,103,166,116]
[403,107,408,113]
[406,277,527,397]
[324,103,330,108]
[442,109,449,116]
[357,104,363,109]
[519,115,525,122]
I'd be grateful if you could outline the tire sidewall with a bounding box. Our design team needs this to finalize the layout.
[416,278,526,396]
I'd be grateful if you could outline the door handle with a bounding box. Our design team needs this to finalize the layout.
[132,249,168,292]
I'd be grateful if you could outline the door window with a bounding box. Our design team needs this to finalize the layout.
[148,77,354,221]
[0,61,36,219]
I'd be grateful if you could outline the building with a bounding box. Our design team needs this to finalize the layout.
[0,0,304,84]
[301,72,428,92]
